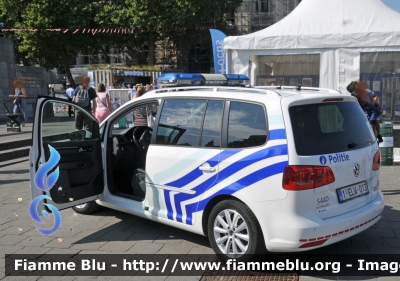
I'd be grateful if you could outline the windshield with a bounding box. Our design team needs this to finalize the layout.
[289,102,375,156]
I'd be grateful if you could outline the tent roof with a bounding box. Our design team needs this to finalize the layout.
[223,0,400,50]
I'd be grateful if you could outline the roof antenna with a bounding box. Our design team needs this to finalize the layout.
[277,72,284,89]
[296,84,302,90]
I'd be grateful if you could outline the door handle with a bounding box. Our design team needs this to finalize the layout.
[79,147,92,152]
[199,163,216,173]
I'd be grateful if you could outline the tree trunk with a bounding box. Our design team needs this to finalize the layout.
[148,32,155,66]
[60,47,75,88]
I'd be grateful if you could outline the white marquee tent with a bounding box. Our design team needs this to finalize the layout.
[223,0,400,105]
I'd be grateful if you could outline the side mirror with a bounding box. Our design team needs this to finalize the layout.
[68,130,85,141]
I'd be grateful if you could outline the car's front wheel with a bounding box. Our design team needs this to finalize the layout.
[207,199,266,262]
[72,201,101,214]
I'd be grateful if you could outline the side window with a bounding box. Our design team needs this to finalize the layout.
[42,101,98,142]
[227,102,267,148]
[156,99,207,146]
[111,102,158,132]
[200,100,224,147]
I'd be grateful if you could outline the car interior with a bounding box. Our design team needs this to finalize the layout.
[106,102,157,201]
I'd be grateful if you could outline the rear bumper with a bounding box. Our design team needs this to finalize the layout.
[254,190,385,252]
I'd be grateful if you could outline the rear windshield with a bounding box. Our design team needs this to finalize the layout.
[289,102,375,156]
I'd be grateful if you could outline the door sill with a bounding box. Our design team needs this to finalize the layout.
[114,191,145,202]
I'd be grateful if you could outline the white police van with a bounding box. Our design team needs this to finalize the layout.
[29,74,384,261]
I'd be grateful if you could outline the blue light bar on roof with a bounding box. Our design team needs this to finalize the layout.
[224,74,250,80]
[157,73,250,87]
[158,73,203,86]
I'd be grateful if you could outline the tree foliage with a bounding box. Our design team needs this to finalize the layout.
[0,0,243,80]
[96,0,243,65]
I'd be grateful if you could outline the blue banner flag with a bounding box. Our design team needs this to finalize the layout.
[209,29,227,74]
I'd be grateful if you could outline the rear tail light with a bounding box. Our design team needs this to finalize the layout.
[283,165,335,191]
[372,150,381,171]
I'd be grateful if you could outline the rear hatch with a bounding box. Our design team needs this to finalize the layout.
[285,98,380,219]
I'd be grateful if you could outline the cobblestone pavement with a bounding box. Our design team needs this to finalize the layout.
[1,160,399,281]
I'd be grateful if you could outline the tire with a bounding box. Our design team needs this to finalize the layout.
[207,199,267,262]
[72,201,101,214]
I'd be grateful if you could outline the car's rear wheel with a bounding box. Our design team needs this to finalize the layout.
[207,199,266,262]
[72,201,101,214]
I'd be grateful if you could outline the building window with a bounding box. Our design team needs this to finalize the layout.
[256,0,268,12]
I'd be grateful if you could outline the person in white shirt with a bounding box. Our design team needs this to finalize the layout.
[154,80,160,89]
[65,83,75,117]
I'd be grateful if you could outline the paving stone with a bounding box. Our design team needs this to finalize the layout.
[70,241,108,251]
[382,237,400,248]
[44,248,81,255]
[74,220,110,230]
[336,238,352,245]
[157,242,194,254]
[0,245,24,257]
[126,242,164,254]
[97,241,137,252]
[385,214,400,222]
[0,234,29,245]
[335,244,370,254]
[154,232,188,244]
[0,225,35,235]
[350,236,383,246]
[15,235,56,248]
[363,228,395,238]
[96,230,132,241]
[126,232,160,243]
[368,244,400,254]
[187,245,214,255]
[102,222,136,232]
[12,246,52,257]
[124,224,159,233]
[375,221,400,230]
[41,237,79,249]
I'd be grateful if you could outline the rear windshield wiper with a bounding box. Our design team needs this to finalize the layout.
[347,139,372,149]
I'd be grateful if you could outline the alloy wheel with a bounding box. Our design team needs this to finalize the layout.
[213,209,249,258]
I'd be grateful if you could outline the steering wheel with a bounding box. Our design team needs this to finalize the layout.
[132,126,152,151]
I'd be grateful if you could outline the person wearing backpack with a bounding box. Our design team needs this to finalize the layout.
[72,75,97,131]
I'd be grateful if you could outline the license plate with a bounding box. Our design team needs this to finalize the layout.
[336,181,369,203]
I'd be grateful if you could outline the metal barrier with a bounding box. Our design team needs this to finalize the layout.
[380,122,394,166]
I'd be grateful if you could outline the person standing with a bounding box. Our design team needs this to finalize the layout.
[154,79,160,89]
[145,84,153,92]
[65,83,75,117]
[347,81,383,143]
[132,86,147,126]
[72,76,97,131]
[9,79,27,126]
[93,83,112,123]
[49,84,56,97]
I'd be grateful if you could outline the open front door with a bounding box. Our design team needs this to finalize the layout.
[29,97,104,212]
